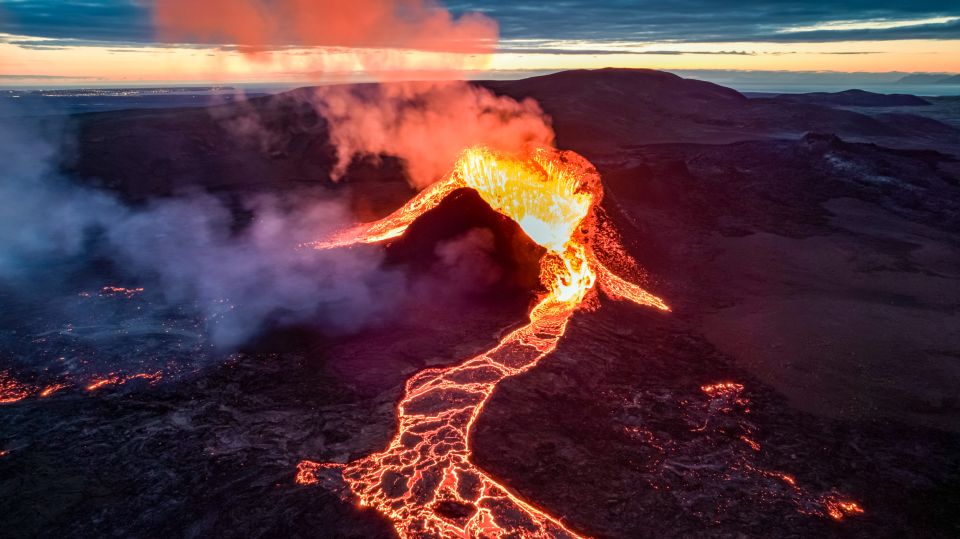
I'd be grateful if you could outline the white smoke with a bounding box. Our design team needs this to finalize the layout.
[312,81,554,188]
[0,109,401,348]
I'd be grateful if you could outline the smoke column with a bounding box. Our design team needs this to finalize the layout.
[153,0,556,188]
[0,109,400,351]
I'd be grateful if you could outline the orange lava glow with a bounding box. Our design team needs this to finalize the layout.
[85,372,162,392]
[39,383,68,398]
[300,147,668,537]
[825,499,865,521]
[0,371,31,404]
[710,381,864,522]
[700,382,744,397]
[740,435,761,452]
[100,286,145,298]
[296,460,343,486]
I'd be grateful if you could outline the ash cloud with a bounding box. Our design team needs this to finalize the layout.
[3,0,556,362]
[152,0,556,190]
[0,109,401,349]
[313,81,554,189]
[104,192,403,347]
[154,0,497,55]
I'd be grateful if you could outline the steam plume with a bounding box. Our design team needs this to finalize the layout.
[154,0,497,70]
[314,81,554,188]
[153,0,556,189]
[0,110,398,349]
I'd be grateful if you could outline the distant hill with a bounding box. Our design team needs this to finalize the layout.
[481,69,954,152]
[66,68,960,197]
[769,89,929,107]
[897,73,960,85]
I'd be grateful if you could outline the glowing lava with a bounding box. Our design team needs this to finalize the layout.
[299,147,668,538]
[85,371,162,392]
[39,383,68,398]
[100,286,145,298]
[0,371,31,404]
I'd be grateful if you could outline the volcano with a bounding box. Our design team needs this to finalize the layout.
[297,146,671,538]
[1,69,959,538]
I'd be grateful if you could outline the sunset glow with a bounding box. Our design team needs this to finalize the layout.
[2,36,959,85]
[1,0,958,87]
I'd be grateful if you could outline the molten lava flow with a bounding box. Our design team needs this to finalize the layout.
[0,371,31,405]
[698,382,864,522]
[39,383,68,398]
[299,147,669,538]
[85,371,162,392]
[100,286,145,298]
[824,499,865,521]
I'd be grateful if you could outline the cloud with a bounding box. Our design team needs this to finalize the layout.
[1,0,958,47]
[496,46,756,56]
[309,80,554,188]
[0,0,152,43]
[153,0,497,59]
[0,74,103,80]
[0,107,401,349]
[459,1,960,43]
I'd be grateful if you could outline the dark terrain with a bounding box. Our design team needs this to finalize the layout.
[767,89,930,107]
[1,69,959,538]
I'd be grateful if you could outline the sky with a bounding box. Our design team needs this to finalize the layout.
[0,0,959,85]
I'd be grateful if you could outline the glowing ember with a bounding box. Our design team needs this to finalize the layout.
[0,450,9,458]
[100,286,145,298]
[86,375,121,391]
[702,383,864,522]
[39,383,68,398]
[701,382,745,397]
[749,463,866,521]
[86,372,162,392]
[296,460,342,486]
[300,146,669,537]
[0,371,31,404]
[740,435,761,452]
[824,498,865,521]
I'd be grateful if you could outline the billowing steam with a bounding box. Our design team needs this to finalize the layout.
[0,111,400,349]
[1,0,557,373]
[315,81,553,188]
[153,0,556,188]
[155,0,497,57]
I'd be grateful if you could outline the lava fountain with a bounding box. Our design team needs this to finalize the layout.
[298,147,669,538]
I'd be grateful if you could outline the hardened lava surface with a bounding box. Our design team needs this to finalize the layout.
[0,139,960,538]
[3,110,960,537]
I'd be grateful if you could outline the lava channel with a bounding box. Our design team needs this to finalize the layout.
[298,147,668,538]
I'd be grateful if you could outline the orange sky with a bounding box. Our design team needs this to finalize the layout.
[2,35,958,85]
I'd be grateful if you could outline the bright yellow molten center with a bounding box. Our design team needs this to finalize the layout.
[453,148,597,303]
[454,148,593,253]
[308,146,618,305]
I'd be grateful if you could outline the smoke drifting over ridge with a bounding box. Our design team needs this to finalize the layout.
[155,0,498,59]
[315,82,553,188]
[0,111,400,350]
[154,0,556,189]
[1,0,558,372]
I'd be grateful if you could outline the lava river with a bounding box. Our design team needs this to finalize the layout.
[297,147,669,538]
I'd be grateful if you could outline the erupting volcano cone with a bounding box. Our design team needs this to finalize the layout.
[299,146,669,538]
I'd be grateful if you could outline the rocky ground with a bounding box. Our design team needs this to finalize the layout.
[2,69,959,538]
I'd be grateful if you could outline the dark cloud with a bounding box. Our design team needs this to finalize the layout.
[455,1,960,43]
[0,0,152,42]
[0,0,957,48]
